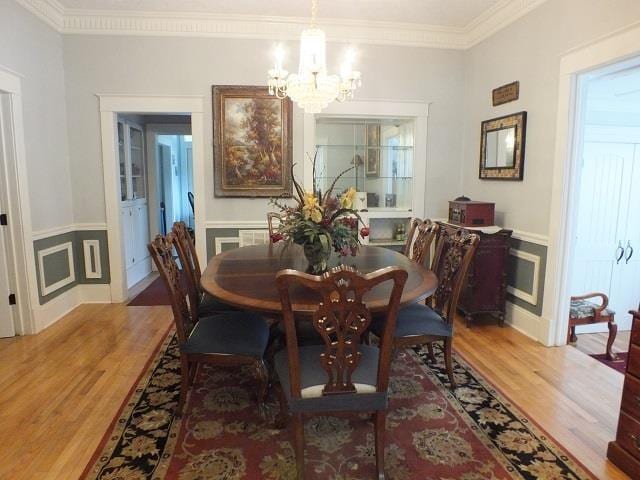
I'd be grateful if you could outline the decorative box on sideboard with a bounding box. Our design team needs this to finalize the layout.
[448,200,495,227]
[607,309,640,478]
[437,221,513,327]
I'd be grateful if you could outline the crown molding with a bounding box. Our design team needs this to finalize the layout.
[14,0,550,50]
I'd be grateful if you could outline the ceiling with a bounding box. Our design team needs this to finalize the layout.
[55,0,501,28]
[18,0,551,49]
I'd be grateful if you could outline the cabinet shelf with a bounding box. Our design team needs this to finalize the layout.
[369,238,406,246]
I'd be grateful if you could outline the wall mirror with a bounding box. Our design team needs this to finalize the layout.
[479,111,527,180]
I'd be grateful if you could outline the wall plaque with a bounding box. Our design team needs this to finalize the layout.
[492,81,519,106]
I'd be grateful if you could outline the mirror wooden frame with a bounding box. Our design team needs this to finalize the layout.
[479,111,527,181]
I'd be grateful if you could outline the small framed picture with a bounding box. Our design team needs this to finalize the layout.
[365,148,380,177]
[366,124,380,146]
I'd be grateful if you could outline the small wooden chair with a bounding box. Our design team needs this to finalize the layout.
[274,264,408,480]
[568,292,617,360]
[371,228,479,389]
[267,212,283,241]
[403,218,440,266]
[171,221,237,317]
[148,234,270,415]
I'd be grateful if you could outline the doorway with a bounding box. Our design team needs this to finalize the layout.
[567,58,640,338]
[0,94,16,337]
[98,95,206,303]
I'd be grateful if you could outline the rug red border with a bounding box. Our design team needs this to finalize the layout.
[453,347,600,479]
[79,323,175,479]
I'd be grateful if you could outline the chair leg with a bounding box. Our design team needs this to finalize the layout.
[569,325,578,343]
[273,381,288,429]
[444,338,456,390]
[374,410,386,480]
[177,355,190,416]
[606,320,618,361]
[426,342,436,363]
[254,359,269,409]
[292,413,305,480]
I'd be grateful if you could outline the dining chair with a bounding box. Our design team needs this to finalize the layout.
[267,212,283,240]
[370,228,479,389]
[274,264,408,480]
[148,234,270,415]
[171,221,237,317]
[403,218,439,266]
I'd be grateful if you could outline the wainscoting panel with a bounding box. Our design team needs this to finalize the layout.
[506,237,547,316]
[33,229,110,304]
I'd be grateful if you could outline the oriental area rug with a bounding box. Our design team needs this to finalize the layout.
[82,332,595,480]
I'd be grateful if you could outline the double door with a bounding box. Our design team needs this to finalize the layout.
[571,139,640,330]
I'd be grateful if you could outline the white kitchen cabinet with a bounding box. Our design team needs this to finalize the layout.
[118,119,151,288]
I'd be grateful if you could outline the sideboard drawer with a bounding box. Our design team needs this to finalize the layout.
[617,412,640,461]
[622,375,640,419]
[628,345,640,378]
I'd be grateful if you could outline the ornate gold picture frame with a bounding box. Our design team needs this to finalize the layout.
[213,85,292,197]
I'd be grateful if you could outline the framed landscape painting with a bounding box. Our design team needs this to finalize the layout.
[213,85,292,197]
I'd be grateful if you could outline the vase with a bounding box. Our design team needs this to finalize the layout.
[303,240,331,274]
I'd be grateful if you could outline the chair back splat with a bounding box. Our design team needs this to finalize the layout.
[148,234,195,344]
[404,219,439,266]
[276,264,407,399]
[430,229,479,323]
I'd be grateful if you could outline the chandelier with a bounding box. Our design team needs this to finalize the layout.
[267,0,362,113]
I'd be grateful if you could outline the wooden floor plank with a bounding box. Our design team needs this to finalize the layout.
[0,304,629,479]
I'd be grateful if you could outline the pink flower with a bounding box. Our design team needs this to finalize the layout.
[360,227,370,238]
[270,233,283,243]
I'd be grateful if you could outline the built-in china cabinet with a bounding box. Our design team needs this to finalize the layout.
[305,101,427,249]
[118,119,151,288]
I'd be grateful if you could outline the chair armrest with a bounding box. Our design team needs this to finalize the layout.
[570,292,609,318]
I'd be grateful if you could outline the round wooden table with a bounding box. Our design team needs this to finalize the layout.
[201,243,438,315]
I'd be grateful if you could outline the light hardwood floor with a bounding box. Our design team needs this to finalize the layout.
[0,305,629,479]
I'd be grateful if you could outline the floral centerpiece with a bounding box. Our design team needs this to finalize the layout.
[270,155,369,274]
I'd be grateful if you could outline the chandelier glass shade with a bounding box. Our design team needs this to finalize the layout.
[267,0,361,113]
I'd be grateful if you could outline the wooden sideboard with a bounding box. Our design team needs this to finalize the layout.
[607,309,640,478]
[437,222,513,327]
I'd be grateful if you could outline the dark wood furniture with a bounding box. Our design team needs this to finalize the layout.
[568,292,617,360]
[201,244,438,315]
[275,265,408,480]
[403,218,439,267]
[172,221,235,317]
[371,228,479,388]
[148,234,270,415]
[607,309,640,478]
[267,212,283,241]
[437,221,513,327]
[448,200,495,227]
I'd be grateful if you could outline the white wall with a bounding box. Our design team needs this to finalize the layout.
[0,0,73,232]
[62,35,465,225]
[461,0,640,236]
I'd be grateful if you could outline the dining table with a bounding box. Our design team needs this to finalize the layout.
[200,243,438,316]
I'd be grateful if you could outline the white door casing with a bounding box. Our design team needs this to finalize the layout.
[99,95,206,303]
[0,67,36,334]
[545,23,640,346]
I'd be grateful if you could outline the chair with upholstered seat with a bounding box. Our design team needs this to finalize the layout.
[370,228,479,389]
[568,292,617,360]
[148,234,270,415]
[274,264,407,480]
[403,218,439,266]
[171,221,237,317]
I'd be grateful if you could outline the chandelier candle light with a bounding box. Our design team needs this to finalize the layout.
[267,0,362,113]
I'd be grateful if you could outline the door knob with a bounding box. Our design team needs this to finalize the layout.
[616,241,624,264]
[626,241,634,264]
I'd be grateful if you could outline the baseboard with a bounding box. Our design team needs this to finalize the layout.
[504,301,551,345]
[32,283,111,333]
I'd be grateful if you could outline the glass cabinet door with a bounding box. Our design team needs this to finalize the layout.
[128,125,145,200]
[315,118,414,210]
[118,122,127,201]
